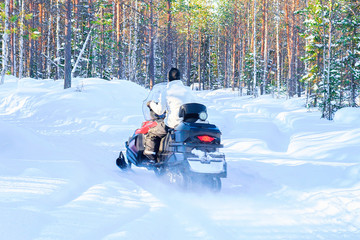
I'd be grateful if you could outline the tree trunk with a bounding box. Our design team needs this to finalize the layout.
[56,0,61,79]
[224,38,228,88]
[319,0,328,117]
[86,0,93,77]
[111,1,115,78]
[284,0,296,97]
[216,25,220,87]
[10,0,15,76]
[19,0,25,79]
[276,0,281,97]
[116,0,123,80]
[296,0,301,97]
[46,0,53,79]
[132,0,138,82]
[38,2,44,79]
[326,0,334,119]
[72,27,93,78]
[285,0,290,96]
[290,0,296,96]
[64,0,72,89]
[127,5,132,81]
[165,0,173,74]
[247,1,251,53]
[261,0,268,95]
[1,0,10,84]
[101,8,105,79]
[253,0,258,97]
[239,29,246,96]
[149,0,155,89]
[351,23,357,107]
[208,36,211,89]
[231,2,238,91]
[296,28,301,97]
[198,29,202,90]
[186,18,192,87]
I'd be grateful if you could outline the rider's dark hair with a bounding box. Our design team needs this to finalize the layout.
[168,68,180,81]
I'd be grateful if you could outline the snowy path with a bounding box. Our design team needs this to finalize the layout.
[1,78,360,239]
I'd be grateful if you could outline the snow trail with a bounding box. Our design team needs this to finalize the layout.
[1,77,360,239]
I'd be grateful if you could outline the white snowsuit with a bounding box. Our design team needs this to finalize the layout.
[144,80,195,158]
[149,80,195,128]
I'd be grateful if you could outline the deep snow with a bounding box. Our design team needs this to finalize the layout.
[1,76,360,240]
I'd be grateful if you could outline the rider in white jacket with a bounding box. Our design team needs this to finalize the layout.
[149,79,195,128]
[144,68,195,161]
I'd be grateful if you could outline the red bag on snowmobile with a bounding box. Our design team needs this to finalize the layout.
[135,121,158,134]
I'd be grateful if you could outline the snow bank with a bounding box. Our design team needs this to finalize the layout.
[0,119,59,160]
[334,107,360,126]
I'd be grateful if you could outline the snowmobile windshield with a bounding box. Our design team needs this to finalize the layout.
[142,82,167,121]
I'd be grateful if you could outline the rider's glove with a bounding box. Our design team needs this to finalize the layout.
[147,101,152,108]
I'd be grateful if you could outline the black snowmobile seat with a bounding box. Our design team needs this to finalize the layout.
[179,103,207,123]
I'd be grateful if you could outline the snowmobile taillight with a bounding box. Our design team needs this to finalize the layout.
[197,135,215,143]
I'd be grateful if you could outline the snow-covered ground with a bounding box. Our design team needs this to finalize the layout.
[1,76,360,240]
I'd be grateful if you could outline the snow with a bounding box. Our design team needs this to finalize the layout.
[1,76,360,239]
[334,107,360,126]
[354,60,360,67]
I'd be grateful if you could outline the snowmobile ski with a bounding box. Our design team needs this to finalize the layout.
[116,151,128,170]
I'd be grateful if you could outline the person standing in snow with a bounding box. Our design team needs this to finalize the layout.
[144,68,195,161]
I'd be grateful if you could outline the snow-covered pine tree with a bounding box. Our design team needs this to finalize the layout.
[301,0,358,119]
[336,0,360,107]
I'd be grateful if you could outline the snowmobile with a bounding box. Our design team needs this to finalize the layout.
[116,83,227,191]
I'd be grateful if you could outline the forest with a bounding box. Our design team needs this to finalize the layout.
[0,0,359,119]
